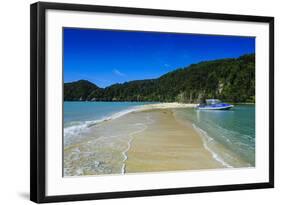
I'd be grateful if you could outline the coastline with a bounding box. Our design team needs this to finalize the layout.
[124,109,223,173]
[131,102,197,112]
[64,104,222,176]
[64,102,253,176]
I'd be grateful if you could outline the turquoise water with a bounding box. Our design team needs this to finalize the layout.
[64,101,158,176]
[64,102,255,169]
[173,105,255,166]
[64,101,156,146]
[64,101,155,127]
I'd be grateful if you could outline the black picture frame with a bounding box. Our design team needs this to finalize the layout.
[30,1,274,203]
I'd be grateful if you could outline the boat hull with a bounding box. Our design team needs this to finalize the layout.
[197,103,233,110]
[197,105,233,110]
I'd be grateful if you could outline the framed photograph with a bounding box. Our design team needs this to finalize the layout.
[30,2,274,203]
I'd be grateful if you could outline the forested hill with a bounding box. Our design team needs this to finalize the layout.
[64,54,255,103]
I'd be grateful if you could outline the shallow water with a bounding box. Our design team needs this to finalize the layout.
[63,102,255,176]
[63,111,154,176]
[173,105,255,167]
[64,101,156,147]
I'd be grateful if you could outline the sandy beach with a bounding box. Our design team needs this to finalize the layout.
[125,109,223,173]
[64,103,230,176]
[64,103,252,176]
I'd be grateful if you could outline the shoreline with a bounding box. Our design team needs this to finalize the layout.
[124,109,224,173]
[64,100,255,104]
[64,103,252,176]
[121,124,148,174]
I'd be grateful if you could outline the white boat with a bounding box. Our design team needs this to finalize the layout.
[197,99,234,110]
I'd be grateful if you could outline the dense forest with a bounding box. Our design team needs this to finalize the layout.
[64,54,255,103]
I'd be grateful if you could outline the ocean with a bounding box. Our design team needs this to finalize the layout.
[64,102,255,175]
[64,101,157,176]
[64,101,156,146]
[173,105,255,167]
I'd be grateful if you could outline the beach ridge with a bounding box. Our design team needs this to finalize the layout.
[125,108,224,173]
[64,105,252,176]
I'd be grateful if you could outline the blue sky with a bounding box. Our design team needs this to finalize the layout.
[64,28,255,88]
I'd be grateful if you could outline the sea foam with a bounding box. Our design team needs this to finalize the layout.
[192,123,233,168]
[120,115,155,174]
[64,103,195,146]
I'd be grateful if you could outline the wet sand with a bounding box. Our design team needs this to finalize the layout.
[125,109,223,173]
[64,108,225,176]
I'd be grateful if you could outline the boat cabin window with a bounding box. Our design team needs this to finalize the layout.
[206,99,221,105]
